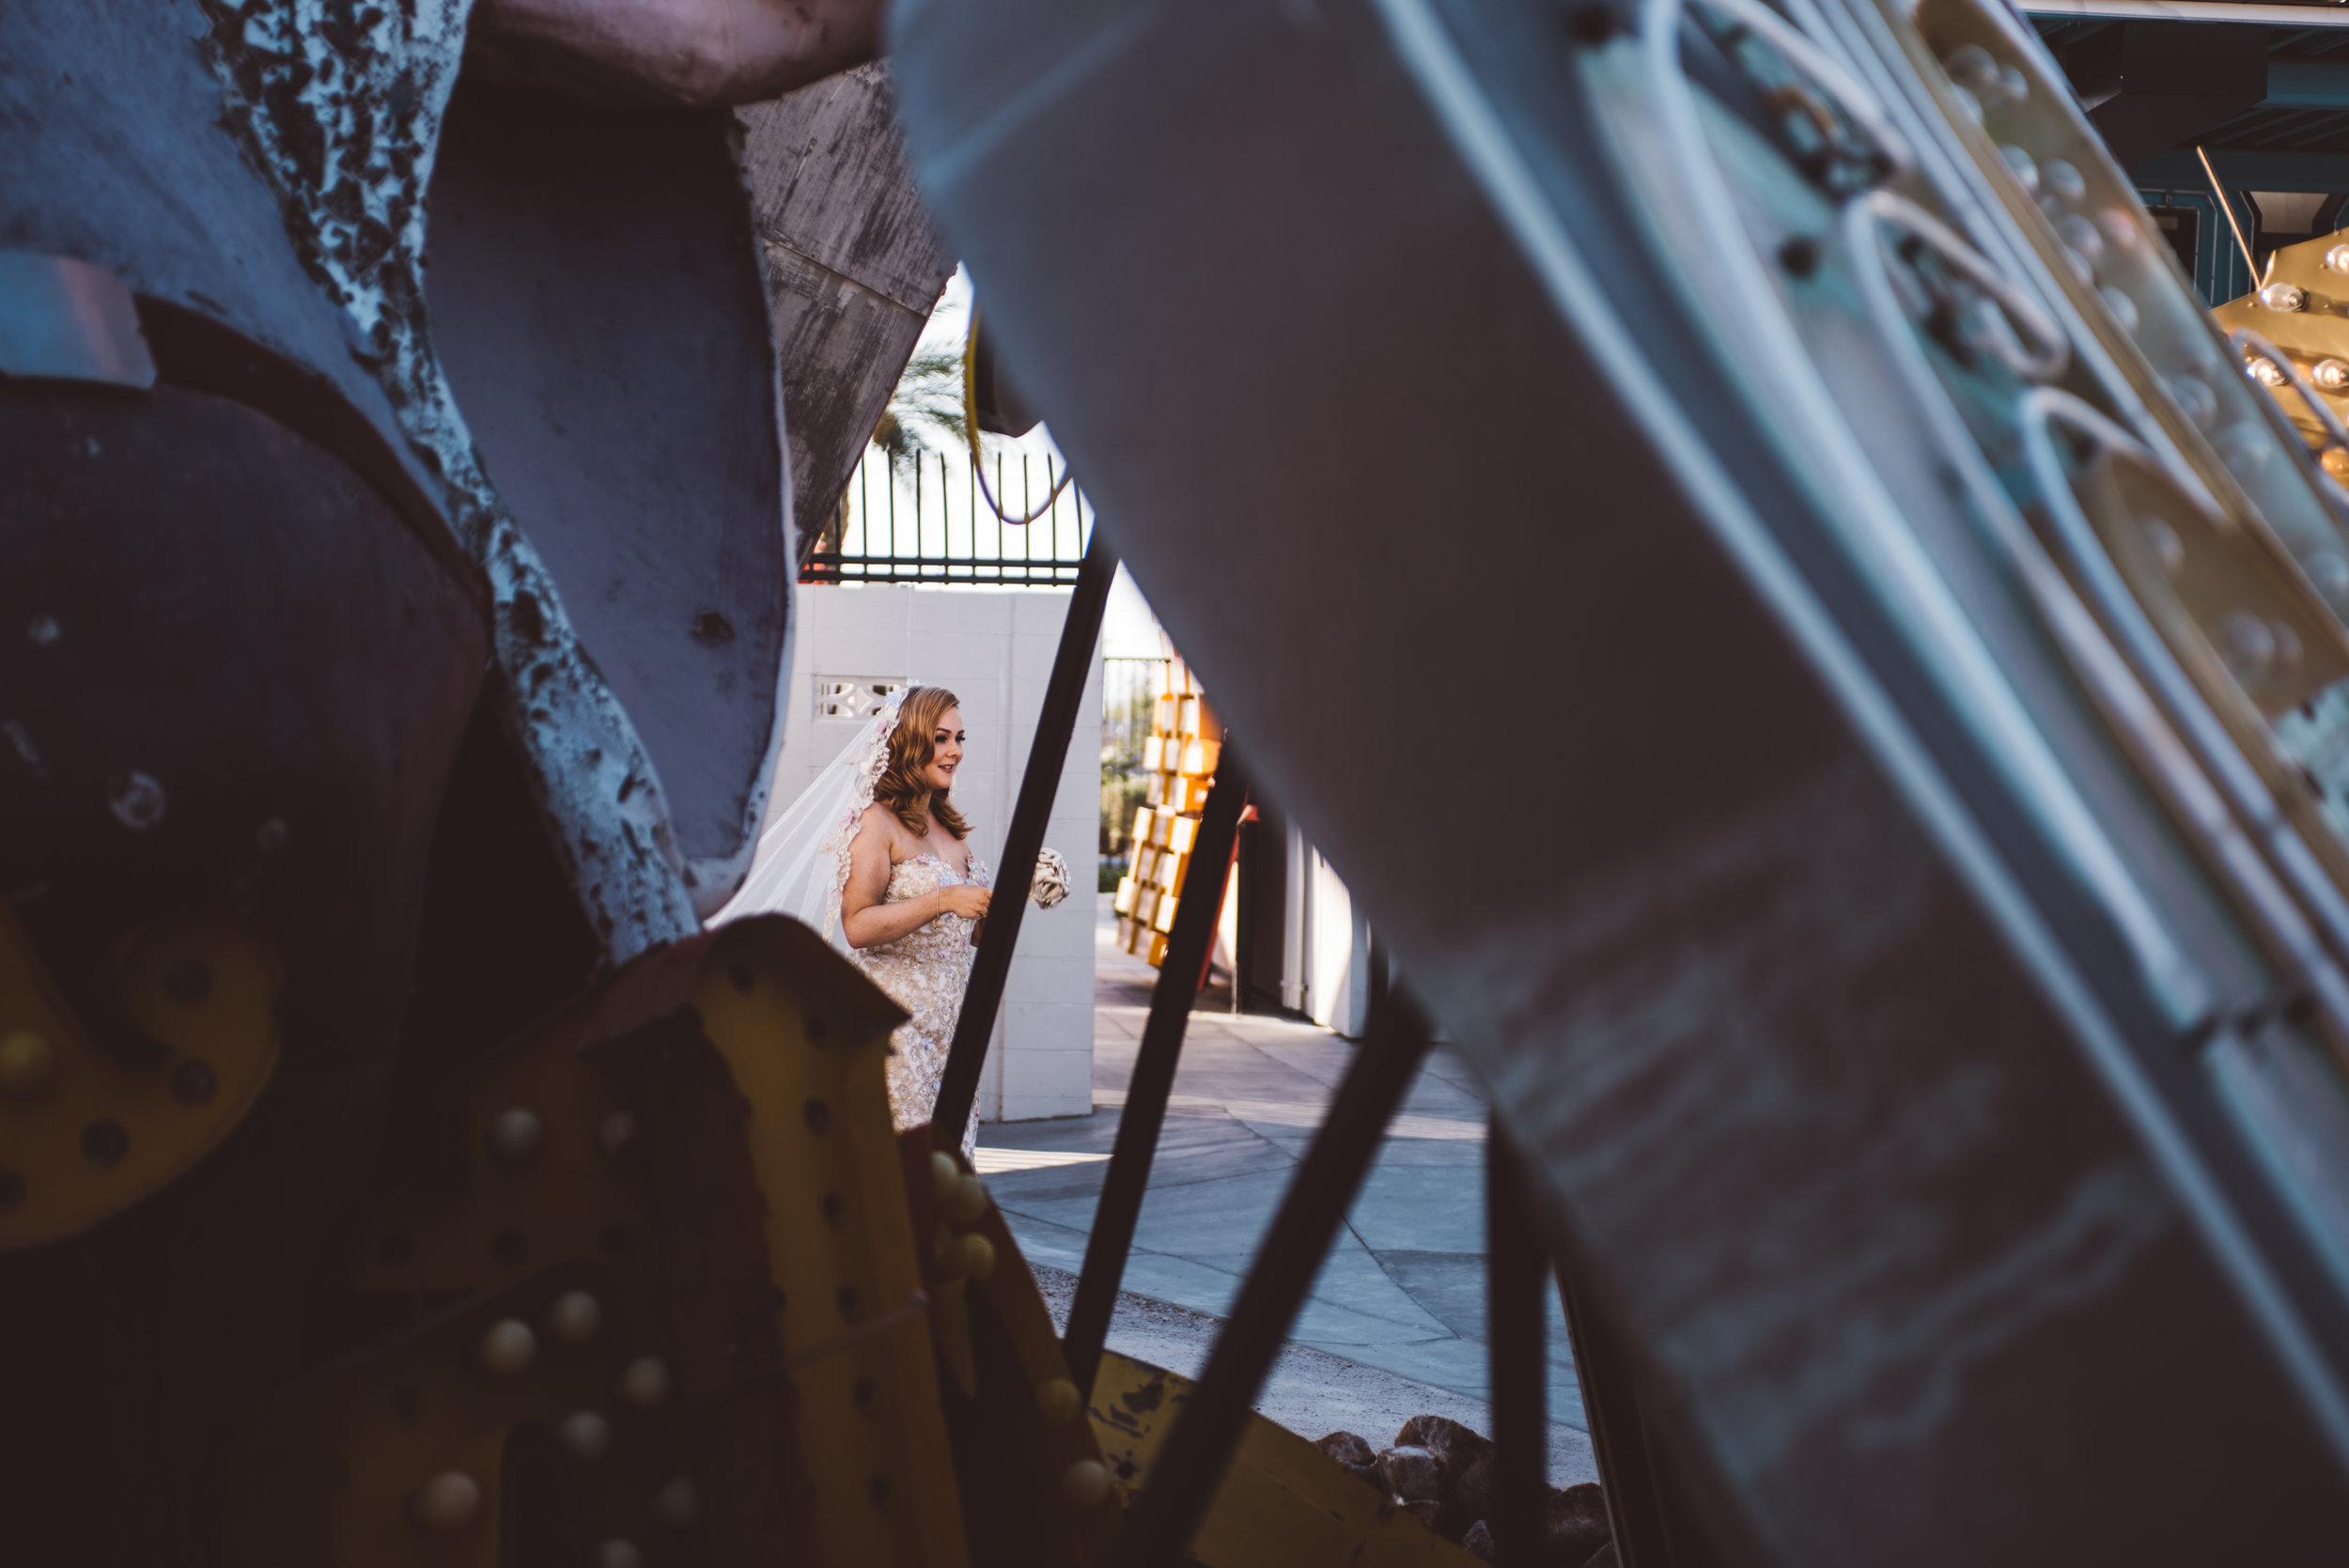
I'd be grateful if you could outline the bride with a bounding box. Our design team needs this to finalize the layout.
[725,685,1064,1153]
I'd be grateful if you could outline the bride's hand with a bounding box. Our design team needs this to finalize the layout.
[938,885,991,921]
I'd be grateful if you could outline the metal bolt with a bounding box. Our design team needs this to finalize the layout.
[163,957,211,1005]
[81,1119,128,1168]
[170,1058,218,1104]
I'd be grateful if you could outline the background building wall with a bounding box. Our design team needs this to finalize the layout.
[770,583,1102,1123]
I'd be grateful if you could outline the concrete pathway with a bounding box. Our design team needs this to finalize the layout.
[973,897,1585,1432]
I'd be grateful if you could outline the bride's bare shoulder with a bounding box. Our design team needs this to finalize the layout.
[855,802,910,851]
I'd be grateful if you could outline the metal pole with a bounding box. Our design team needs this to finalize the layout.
[929,521,1121,1144]
[2197,145,2258,282]
[1110,984,1435,1568]
[1063,759,1252,1393]
[1489,1116,1548,1568]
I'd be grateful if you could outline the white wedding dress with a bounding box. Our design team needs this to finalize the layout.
[718,691,989,1152]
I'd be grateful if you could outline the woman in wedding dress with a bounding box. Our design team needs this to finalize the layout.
[722,683,1067,1153]
[837,687,992,1140]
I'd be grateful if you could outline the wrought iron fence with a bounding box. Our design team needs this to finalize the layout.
[802,444,1094,585]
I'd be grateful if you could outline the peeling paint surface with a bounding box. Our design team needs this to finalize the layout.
[197,0,699,957]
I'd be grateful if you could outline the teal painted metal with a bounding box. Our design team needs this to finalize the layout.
[2132,187,2256,304]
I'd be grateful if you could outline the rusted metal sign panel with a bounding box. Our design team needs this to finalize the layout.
[739,64,957,570]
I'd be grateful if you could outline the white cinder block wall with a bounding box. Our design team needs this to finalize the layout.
[769,584,1102,1124]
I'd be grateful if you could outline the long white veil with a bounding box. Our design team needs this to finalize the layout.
[715,691,908,952]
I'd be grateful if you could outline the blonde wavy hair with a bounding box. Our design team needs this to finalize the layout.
[875,685,971,840]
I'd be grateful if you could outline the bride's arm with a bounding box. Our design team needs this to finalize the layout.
[840,807,945,950]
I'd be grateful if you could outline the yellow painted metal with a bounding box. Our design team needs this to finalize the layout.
[346,924,970,1566]
[690,943,970,1568]
[0,905,282,1250]
[349,988,653,1293]
[326,1265,679,1568]
[2215,233,2349,474]
[1893,0,2349,593]
[1087,1350,1480,1566]
[944,1156,1125,1563]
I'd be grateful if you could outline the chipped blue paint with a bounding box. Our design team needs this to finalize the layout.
[197,0,701,957]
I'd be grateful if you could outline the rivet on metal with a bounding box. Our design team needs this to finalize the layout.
[164,957,212,1005]
[170,1059,218,1104]
[81,1119,128,1168]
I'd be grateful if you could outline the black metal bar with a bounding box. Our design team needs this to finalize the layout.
[1489,1117,1548,1568]
[1556,1264,1688,1568]
[1062,760,1252,1394]
[929,520,1121,1145]
[1111,985,1435,1568]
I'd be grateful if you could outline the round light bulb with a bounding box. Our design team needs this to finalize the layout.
[2326,244,2349,274]
[956,1233,998,1281]
[2250,357,2289,387]
[547,1290,603,1345]
[2315,359,2349,394]
[412,1471,482,1532]
[558,1411,612,1462]
[0,1030,60,1100]
[618,1357,673,1409]
[929,1151,961,1203]
[1035,1377,1081,1428]
[488,1108,545,1166]
[945,1172,992,1224]
[1998,145,2038,195]
[2098,287,2139,334]
[2056,214,2103,267]
[1061,1459,1112,1511]
[2139,518,2186,578]
[2165,374,2218,427]
[653,1478,700,1529]
[2039,158,2085,208]
[2220,613,2278,681]
[2260,282,2308,313]
[597,1110,639,1158]
[1941,43,1998,96]
[478,1318,537,1374]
